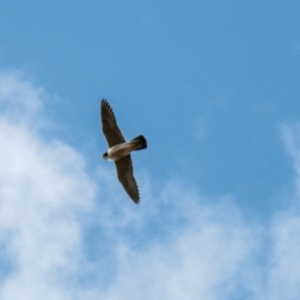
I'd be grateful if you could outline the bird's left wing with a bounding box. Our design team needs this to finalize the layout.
[101,99,126,147]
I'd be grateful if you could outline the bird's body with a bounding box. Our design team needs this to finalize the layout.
[100,99,147,203]
[104,135,147,161]
[105,142,133,161]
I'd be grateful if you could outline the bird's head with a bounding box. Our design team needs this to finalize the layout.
[103,152,109,160]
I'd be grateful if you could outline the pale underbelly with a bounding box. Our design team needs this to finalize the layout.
[107,143,132,161]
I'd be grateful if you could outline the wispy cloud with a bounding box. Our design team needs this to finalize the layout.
[0,70,96,299]
[264,125,300,300]
[0,70,299,299]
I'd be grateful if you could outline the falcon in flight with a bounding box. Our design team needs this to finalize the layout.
[101,99,147,204]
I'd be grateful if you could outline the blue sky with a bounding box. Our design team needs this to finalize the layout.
[0,1,300,299]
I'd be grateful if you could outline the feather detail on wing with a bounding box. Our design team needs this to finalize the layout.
[115,155,140,204]
[101,99,126,147]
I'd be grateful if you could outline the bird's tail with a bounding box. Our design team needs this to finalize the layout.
[130,135,147,151]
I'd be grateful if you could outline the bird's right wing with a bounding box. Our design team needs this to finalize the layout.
[115,155,140,204]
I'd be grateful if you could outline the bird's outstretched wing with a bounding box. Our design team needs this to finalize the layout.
[101,99,126,147]
[115,155,140,204]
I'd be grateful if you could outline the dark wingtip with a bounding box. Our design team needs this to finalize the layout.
[101,99,115,121]
[132,191,140,204]
[101,98,108,105]
[132,190,140,204]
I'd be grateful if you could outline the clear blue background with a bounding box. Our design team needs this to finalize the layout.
[2,1,299,210]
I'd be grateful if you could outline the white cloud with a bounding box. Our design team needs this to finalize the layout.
[0,70,96,299]
[100,200,257,300]
[0,70,299,299]
[263,125,300,300]
[267,211,300,300]
[0,71,44,127]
